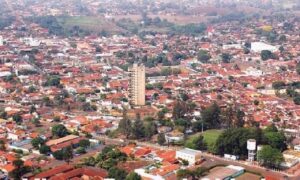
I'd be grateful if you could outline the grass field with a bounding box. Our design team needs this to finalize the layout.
[57,16,124,33]
[202,129,223,145]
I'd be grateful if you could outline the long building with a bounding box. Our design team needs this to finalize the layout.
[129,63,145,106]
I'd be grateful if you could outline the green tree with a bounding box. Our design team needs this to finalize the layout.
[272,81,286,90]
[257,145,284,168]
[51,124,69,138]
[197,50,211,63]
[118,110,132,138]
[221,53,232,63]
[264,132,287,151]
[261,50,274,61]
[79,139,90,148]
[263,124,287,151]
[296,62,300,75]
[144,121,157,140]
[31,137,45,149]
[0,140,5,151]
[177,169,193,179]
[53,150,64,160]
[201,102,221,129]
[108,167,128,180]
[131,116,145,139]
[13,114,23,124]
[76,147,86,154]
[172,101,188,119]
[62,146,73,163]
[157,133,166,145]
[125,172,142,180]
[39,145,51,154]
[294,96,300,105]
[9,159,31,180]
[215,128,263,157]
[185,135,206,150]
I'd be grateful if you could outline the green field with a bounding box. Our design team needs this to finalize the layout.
[57,16,123,33]
[202,129,223,145]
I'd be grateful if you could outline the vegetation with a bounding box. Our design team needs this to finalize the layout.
[51,124,69,138]
[201,102,221,129]
[82,145,128,172]
[261,50,276,61]
[0,16,15,30]
[257,145,284,168]
[297,62,300,75]
[185,135,206,150]
[197,50,211,63]
[177,167,208,179]
[126,172,142,180]
[9,159,31,180]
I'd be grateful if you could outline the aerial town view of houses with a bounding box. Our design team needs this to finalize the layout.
[0,0,300,179]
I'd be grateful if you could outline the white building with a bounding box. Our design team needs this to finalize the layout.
[0,36,3,46]
[165,132,184,143]
[176,148,202,165]
[21,37,41,47]
[223,44,242,50]
[244,67,263,77]
[251,42,278,53]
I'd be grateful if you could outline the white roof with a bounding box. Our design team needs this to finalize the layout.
[177,148,201,155]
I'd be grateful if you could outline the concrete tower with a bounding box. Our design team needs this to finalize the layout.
[129,63,145,106]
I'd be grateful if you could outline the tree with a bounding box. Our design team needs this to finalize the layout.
[157,133,166,145]
[215,128,263,157]
[144,121,157,140]
[221,106,245,128]
[221,53,232,63]
[0,110,7,119]
[296,62,300,75]
[185,135,206,150]
[9,159,31,180]
[31,137,45,149]
[13,114,23,124]
[177,167,208,179]
[51,124,69,138]
[118,110,132,138]
[29,105,36,114]
[201,102,221,129]
[32,118,41,127]
[39,145,51,154]
[294,96,300,105]
[62,146,73,163]
[131,116,145,139]
[261,50,274,61]
[53,150,64,160]
[108,167,128,180]
[76,147,86,154]
[272,81,286,90]
[177,169,193,179]
[264,131,287,151]
[257,145,284,168]
[79,139,90,148]
[172,101,188,119]
[263,124,287,151]
[125,172,142,180]
[0,140,5,151]
[197,50,211,63]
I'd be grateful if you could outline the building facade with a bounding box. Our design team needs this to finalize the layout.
[129,63,145,106]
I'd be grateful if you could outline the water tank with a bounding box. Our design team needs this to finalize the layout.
[247,139,256,151]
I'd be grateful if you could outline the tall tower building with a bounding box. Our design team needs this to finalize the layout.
[129,63,145,106]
